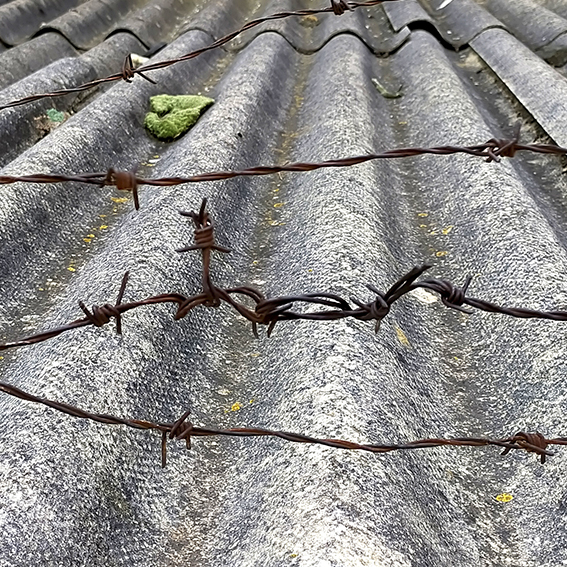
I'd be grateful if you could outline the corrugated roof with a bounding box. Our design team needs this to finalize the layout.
[2,0,567,565]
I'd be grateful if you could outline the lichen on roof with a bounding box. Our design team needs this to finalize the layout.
[144,94,214,141]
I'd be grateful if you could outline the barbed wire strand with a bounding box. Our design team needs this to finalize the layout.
[0,380,563,467]
[0,128,565,210]
[0,0,396,112]
[3,198,567,354]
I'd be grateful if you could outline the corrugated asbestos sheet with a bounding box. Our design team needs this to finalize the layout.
[1,0,567,565]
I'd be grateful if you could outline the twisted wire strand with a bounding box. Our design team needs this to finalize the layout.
[3,201,567,353]
[0,0,394,112]
[0,380,561,467]
[1,134,565,209]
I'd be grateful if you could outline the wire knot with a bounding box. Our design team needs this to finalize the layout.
[331,0,351,15]
[78,272,129,335]
[436,278,473,313]
[177,199,231,255]
[502,431,550,463]
[121,54,156,85]
[353,288,390,332]
[484,123,521,163]
[161,410,193,467]
[79,303,120,327]
[104,168,140,210]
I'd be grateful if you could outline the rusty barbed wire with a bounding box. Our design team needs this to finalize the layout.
[0,0,394,112]
[0,380,562,467]
[0,128,564,210]
[3,198,567,354]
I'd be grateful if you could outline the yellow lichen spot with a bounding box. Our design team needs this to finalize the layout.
[290,554,298,558]
[273,188,280,193]
[99,214,106,218]
[67,267,76,272]
[99,225,108,230]
[395,325,411,347]
[249,399,255,404]
[398,121,408,125]
[230,402,241,412]
[250,352,260,357]
[436,251,448,257]
[419,224,428,228]
[110,197,129,204]
[496,493,513,503]
[252,260,259,265]
[270,220,279,226]
[301,14,319,27]
[307,269,313,272]
[38,288,44,291]
[417,212,428,217]
[83,238,92,243]
[429,230,438,236]
[442,225,454,235]
[87,234,95,238]
[273,203,284,208]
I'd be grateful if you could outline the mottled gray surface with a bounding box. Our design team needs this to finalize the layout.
[387,0,503,47]
[0,33,77,90]
[0,0,85,45]
[424,0,504,44]
[471,27,567,147]
[1,1,567,566]
[477,0,567,51]
[38,0,148,49]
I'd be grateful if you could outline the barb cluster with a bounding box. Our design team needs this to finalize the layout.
[1,127,565,210]
[2,198,567,355]
[0,0,392,112]
[0,380,561,467]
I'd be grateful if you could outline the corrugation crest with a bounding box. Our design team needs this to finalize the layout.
[476,0,567,62]
[223,0,409,55]
[384,0,505,48]
[106,0,205,48]
[0,0,86,45]
[1,2,567,566]
[0,33,78,91]
[35,0,149,50]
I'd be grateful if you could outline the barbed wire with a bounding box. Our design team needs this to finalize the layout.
[2,197,567,353]
[0,0,395,112]
[0,127,565,210]
[0,380,562,467]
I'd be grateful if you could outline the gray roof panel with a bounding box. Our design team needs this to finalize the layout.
[1,1,567,566]
[0,0,86,45]
[36,0,149,50]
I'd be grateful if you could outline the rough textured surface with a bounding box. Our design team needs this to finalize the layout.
[1,1,567,566]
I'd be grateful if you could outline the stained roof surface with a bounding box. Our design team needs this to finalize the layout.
[2,0,567,565]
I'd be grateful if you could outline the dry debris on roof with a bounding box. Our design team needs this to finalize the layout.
[1,0,567,565]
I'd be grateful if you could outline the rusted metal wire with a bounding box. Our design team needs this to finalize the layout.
[0,128,565,208]
[2,198,567,353]
[0,0,394,112]
[0,380,561,467]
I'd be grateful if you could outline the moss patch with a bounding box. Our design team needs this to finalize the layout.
[144,94,214,141]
